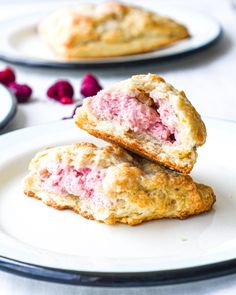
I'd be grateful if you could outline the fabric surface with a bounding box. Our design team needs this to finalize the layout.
[0,0,236,294]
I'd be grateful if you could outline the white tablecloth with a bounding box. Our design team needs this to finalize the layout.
[1,0,236,294]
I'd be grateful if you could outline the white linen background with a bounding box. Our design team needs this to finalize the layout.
[0,0,236,294]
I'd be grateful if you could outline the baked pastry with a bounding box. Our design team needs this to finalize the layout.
[38,2,190,59]
[23,143,215,225]
[74,74,206,174]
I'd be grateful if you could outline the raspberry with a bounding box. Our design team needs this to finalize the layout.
[47,80,74,101]
[80,74,102,97]
[0,67,16,86]
[59,96,73,105]
[8,82,32,103]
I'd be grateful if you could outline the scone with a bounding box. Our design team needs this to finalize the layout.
[38,2,190,59]
[74,74,206,174]
[23,143,215,225]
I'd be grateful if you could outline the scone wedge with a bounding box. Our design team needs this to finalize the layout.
[23,143,215,225]
[75,74,206,174]
[38,2,189,59]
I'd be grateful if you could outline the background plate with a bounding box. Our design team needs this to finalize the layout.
[0,1,222,68]
[0,118,236,286]
[0,84,17,130]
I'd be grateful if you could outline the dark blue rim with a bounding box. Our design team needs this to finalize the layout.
[0,27,223,69]
[0,84,17,130]
[1,254,236,287]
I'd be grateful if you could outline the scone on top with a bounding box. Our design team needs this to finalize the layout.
[38,2,190,59]
[74,74,206,174]
[24,143,215,225]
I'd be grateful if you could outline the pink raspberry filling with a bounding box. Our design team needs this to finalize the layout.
[88,92,177,142]
[39,163,104,198]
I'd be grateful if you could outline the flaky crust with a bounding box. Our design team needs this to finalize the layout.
[23,143,215,225]
[73,123,191,173]
[75,74,206,174]
[38,2,190,59]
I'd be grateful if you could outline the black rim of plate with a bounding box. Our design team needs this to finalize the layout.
[0,27,223,69]
[1,254,236,287]
[0,84,17,130]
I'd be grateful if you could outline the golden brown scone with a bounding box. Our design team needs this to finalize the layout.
[23,143,215,225]
[75,74,206,174]
[38,2,190,59]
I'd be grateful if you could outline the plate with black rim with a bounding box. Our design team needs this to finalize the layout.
[0,117,236,286]
[0,84,17,130]
[0,1,222,68]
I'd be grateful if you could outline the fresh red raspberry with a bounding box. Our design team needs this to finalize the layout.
[47,80,74,101]
[80,74,102,97]
[8,82,32,103]
[0,67,16,86]
[59,96,73,105]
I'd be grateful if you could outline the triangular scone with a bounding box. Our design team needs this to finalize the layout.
[75,74,206,174]
[23,143,215,225]
[38,2,189,59]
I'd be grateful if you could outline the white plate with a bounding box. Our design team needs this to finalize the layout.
[0,118,236,286]
[0,1,222,68]
[0,84,17,130]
